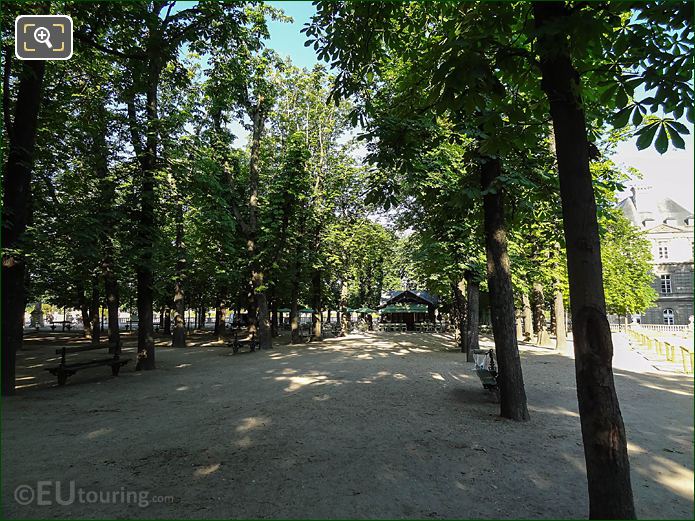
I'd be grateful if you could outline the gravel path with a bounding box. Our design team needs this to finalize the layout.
[2,331,693,519]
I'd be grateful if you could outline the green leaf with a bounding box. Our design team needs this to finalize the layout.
[635,124,658,150]
[612,106,631,128]
[668,121,690,135]
[667,125,686,149]
[654,125,668,154]
[631,107,643,126]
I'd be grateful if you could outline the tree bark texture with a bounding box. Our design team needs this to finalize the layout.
[481,157,529,421]
[534,3,635,517]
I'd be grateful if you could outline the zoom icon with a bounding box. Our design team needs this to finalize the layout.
[15,15,73,60]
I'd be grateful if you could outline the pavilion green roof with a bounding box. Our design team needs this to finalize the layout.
[380,304,428,313]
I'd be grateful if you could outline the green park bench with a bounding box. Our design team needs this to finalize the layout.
[227,331,258,353]
[45,343,130,386]
[472,349,500,402]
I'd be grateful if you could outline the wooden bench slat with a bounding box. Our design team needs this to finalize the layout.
[55,344,111,355]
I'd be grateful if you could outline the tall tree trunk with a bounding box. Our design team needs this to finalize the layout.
[254,276,272,349]
[90,276,101,345]
[270,299,279,338]
[464,273,479,363]
[163,303,171,335]
[531,282,544,335]
[554,287,568,353]
[214,297,224,341]
[451,280,466,352]
[290,299,300,344]
[245,102,272,349]
[534,3,635,517]
[532,282,550,346]
[522,293,533,342]
[290,249,302,344]
[481,157,529,421]
[104,255,121,354]
[78,281,93,339]
[1,60,46,395]
[172,203,186,348]
[311,269,322,341]
[339,279,349,336]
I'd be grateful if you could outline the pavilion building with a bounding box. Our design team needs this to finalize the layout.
[378,290,438,331]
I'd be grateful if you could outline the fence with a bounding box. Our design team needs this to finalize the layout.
[626,326,693,374]
[609,323,690,335]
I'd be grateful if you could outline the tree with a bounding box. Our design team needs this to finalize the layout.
[601,212,657,321]
[1,58,46,395]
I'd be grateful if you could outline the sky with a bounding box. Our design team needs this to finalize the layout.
[263,1,694,212]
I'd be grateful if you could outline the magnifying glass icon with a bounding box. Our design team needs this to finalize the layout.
[33,26,52,49]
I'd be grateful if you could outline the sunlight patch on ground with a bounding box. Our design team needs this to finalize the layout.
[193,463,221,477]
[274,373,344,392]
[627,441,648,454]
[643,455,694,500]
[236,416,271,433]
[176,363,192,368]
[532,405,579,418]
[430,372,445,381]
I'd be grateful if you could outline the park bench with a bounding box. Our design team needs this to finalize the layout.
[227,332,259,354]
[50,320,72,331]
[472,349,499,400]
[45,344,130,386]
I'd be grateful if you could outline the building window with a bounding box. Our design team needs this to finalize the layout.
[663,308,674,325]
[657,242,669,259]
[660,274,672,294]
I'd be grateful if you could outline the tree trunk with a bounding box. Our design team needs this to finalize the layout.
[481,157,529,421]
[534,3,635,517]
[214,298,224,340]
[339,279,349,336]
[531,282,545,335]
[199,306,207,329]
[554,287,568,353]
[290,298,300,344]
[104,257,121,354]
[522,293,533,341]
[311,269,322,341]
[515,308,524,340]
[172,203,186,348]
[1,60,45,395]
[90,276,101,345]
[270,299,278,338]
[464,273,479,363]
[290,249,302,344]
[78,280,92,339]
[452,280,466,352]
[163,304,171,335]
[255,277,272,349]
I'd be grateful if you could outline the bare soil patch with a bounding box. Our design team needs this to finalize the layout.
[2,331,692,519]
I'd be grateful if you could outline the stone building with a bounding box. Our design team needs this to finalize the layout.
[619,187,694,325]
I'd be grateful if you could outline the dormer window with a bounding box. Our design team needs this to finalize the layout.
[686,217,694,226]
[658,242,669,259]
[665,218,677,226]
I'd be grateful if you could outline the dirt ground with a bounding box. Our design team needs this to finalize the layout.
[2,330,693,519]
